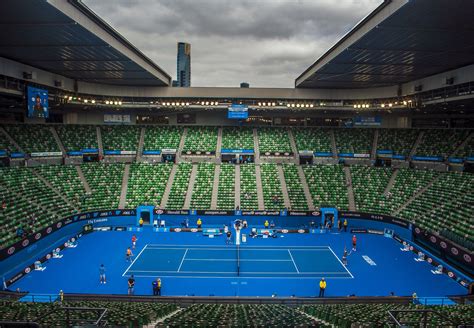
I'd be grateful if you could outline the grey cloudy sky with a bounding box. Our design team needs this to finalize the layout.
[83,0,382,88]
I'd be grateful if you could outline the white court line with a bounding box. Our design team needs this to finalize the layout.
[122,275,352,280]
[146,247,330,252]
[146,244,330,249]
[177,248,188,272]
[287,250,300,273]
[328,246,354,279]
[127,269,349,274]
[122,244,148,277]
[183,258,293,262]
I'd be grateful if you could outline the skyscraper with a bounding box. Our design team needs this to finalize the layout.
[176,42,191,87]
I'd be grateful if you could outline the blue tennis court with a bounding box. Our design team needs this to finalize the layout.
[123,244,353,279]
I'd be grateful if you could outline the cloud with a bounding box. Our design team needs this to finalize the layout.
[83,0,381,87]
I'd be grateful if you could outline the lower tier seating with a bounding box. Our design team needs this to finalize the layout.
[190,163,215,209]
[300,304,473,328]
[167,163,192,209]
[283,164,308,210]
[302,164,349,210]
[240,164,259,210]
[158,304,323,328]
[216,164,235,210]
[260,163,285,210]
[126,163,172,208]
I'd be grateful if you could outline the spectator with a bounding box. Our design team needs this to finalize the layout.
[99,264,106,284]
[128,275,135,295]
[319,278,326,297]
[197,218,202,228]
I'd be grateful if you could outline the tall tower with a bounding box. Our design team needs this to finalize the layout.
[176,42,191,87]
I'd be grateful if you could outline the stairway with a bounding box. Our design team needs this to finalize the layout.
[409,130,424,158]
[276,164,291,209]
[215,127,223,161]
[393,174,442,216]
[235,164,241,209]
[183,164,198,209]
[176,128,188,162]
[137,126,146,158]
[287,128,299,163]
[32,169,76,209]
[254,164,265,210]
[145,308,184,328]
[159,164,178,208]
[75,165,92,193]
[0,126,24,153]
[118,164,130,209]
[371,129,379,159]
[449,131,473,158]
[50,126,67,156]
[343,166,356,211]
[383,169,399,196]
[96,126,104,157]
[210,164,221,209]
[297,166,315,211]
[330,129,337,158]
[253,128,260,164]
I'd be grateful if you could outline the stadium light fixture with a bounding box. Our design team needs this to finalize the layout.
[286,104,291,108]
[258,102,262,106]
[186,102,190,106]
[272,102,276,106]
[118,101,122,106]
[403,101,407,105]
[84,99,88,103]
[291,104,295,108]
[91,100,96,104]
[205,101,209,106]
[310,104,314,108]
[388,103,393,107]
[105,100,109,105]
[353,104,357,109]
[381,104,385,108]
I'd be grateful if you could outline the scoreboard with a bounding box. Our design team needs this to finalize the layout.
[228,104,248,119]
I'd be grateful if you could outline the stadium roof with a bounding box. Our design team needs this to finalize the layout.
[295,0,474,89]
[0,0,171,86]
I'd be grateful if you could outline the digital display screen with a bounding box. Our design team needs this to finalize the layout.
[228,104,248,119]
[27,86,49,118]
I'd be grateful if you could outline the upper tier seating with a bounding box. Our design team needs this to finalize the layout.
[158,304,323,328]
[183,127,217,154]
[351,165,392,213]
[334,128,373,154]
[143,126,183,151]
[216,164,235,210]
[283,164,308,210]
[240,164,259,210]
[167,163,192,209]
[303,164,349,210]
[293,128,332,153]
[377,129,419,157]
[80,163,124,211]
[190,163,215,209]
[101,125,140,151]
[260,163,285,210]
[415,129,470,159]
[126,163,172,208]
[221,127,254,150]
[258,128,292,155]
[56,125,98,152]
[4,125,59,154]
